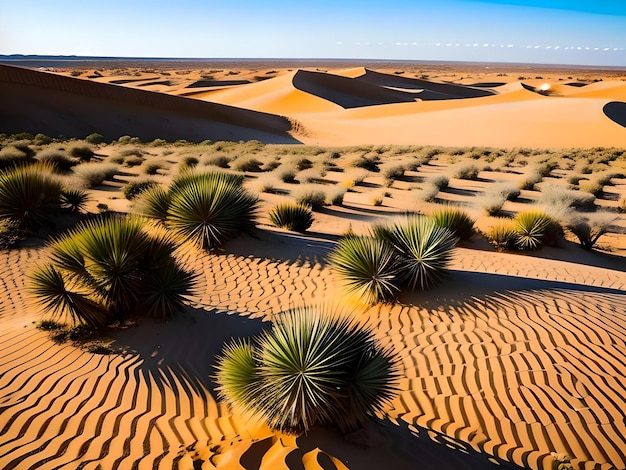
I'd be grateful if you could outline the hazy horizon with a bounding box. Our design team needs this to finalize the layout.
[1,0,625,67]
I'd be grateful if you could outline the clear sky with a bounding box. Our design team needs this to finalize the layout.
[1,0,625,66]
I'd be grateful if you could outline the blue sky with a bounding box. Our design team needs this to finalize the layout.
[1,0,625,66]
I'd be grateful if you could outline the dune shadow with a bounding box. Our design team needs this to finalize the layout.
[292,70,416,109]
[603,101,626,128]
[399,268,625,314]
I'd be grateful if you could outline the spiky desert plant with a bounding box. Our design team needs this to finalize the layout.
[430,207,475,241]
[60,188,90,213]
[166,171,258,250]
[268,202,314,232]
[0,163,62,229]
[133,185,171,222]
[514,210,562,251]
[487,218,517,250]
[216,306,399,434]
[375,216,457,290]
[28,216,196,326]
[328,235,399,304]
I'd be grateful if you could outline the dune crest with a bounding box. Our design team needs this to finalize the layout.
[0,64,297,143]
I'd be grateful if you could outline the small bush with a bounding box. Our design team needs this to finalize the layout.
[232,157,263,172]
[143,162,163,175]
[326,187,346,206]
[181,156,199,168]
[297,168,322,184]
[36,149,77,173]
[414,183,440,202]
[73,162,119,187]
[124,156,144,167]
[69,145,95,162]
[452,162,480,180]
[476,193,507,216]
[538,184,596,212]
[293,187,326,211]
[563,211,616,250]
[275,165,297,183]
[430,207,475,241]
[351,155,380,172]
[578,179,603,197]
[122,180,157,200]
[34,133,53,145]
[519,171,543,190]
[268,202,314,232]
[0,146,32,170]
[85,133,104,144]
[295,158,313,171]
[204,155,231,168]
[487,218,518,250]
[487,182,520,201]
[382,164,406,183]
[427,174,449,190]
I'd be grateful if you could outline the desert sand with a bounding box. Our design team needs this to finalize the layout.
[1,60,626,470]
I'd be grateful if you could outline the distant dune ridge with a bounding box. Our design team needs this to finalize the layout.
[0,64,296,143]
[1,62,625,147]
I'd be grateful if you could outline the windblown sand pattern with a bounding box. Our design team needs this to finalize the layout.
[1,227,626,469]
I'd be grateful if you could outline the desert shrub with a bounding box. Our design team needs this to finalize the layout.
[0,218,20,250]
[36,149,77,173]
[216,306,399,434]
[297,168,322,184]
[274,165,297,183]
[108,156,125,164]
[254,174,280,193]
[34,133,53,145]
[151,138,168,147]
[562,211,616,250]
[351,155,380,172]
[28,216,197,326]
[69,145,94,162]
[73,162,119,187]
[295,158,313,171]
[0,146,33,170]
[293,186,326,211]
[12,140,36,158]
[124,155,144,167]
[514,210,562,250]
[326,187,346,206]
[578,179,604,197]
[414,183,440,202]
[382,164,406,184]
[370,193,384,206]
[181,156,199,168]
[487,218,518,250]
[476,193,507,216]
[85,133,104,144]
[264,159,281,171]
[487,182,520,201]
[0,164,62,229]
[328,235,399,304]
[268,202,314,232]
[373,216,457,291]
[119,148,144,158]
[204,155,231,168]
[452,162,480,180]
[430,207,475,241]
[426,174,449,190]
[143,162,163,175]
[519,171,543,190]
[232,157,263,172]
[538,185,596,212]
[122,180,157,200]
[60,188,90,213]
[165,171,258,250]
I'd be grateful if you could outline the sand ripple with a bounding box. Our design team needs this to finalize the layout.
[1,240,626,469]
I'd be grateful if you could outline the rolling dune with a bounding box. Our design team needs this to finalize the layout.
[0,64,297,143]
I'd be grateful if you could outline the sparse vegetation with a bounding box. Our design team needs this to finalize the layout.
[268,202,314,232]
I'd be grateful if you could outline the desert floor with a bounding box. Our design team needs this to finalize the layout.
[0,60,626,470]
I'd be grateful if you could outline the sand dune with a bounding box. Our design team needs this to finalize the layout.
[0,64,297,143]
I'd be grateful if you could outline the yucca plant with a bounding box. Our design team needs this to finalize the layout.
[166,172,258,250]
[430,207,475,241]
[60,188,90,213]
[268,202,314,232]
[0,163,62,229]
[487,218,518,250]
[514,210,562,251]
[215,306,399,434]
[328,235,399,304]
[28,216,197,326]
[374,216,457,291]
[133,185,171,222]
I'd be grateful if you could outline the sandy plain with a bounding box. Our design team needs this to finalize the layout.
[0,60,626,470]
